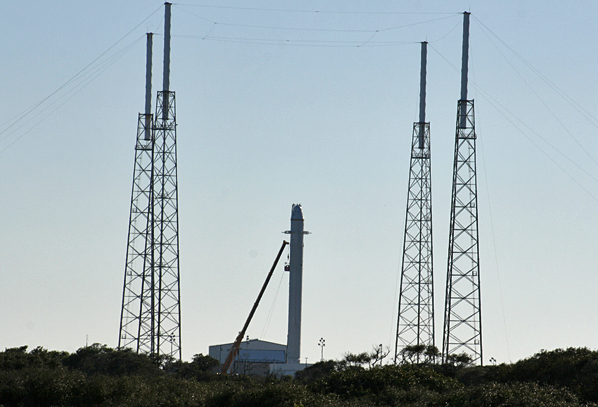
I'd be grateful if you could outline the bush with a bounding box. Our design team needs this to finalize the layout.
[313,364,461,401]
[495,347,598,403]
[63,343,162,377]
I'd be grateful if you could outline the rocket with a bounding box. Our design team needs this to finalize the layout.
[286,204,307,364]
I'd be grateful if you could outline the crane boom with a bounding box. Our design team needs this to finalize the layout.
[221,240,289,374]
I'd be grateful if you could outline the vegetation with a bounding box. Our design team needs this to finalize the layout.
[2,344,598,406]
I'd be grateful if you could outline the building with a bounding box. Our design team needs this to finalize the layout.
[209,339,308,376]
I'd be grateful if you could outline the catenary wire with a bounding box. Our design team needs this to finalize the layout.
[174,4,460,16]
[473,17,598,169]
[473,16,598,131]
[0,5,162,144]
[0,36,144,155]
[174,7,460,47]
[429,43,598,202]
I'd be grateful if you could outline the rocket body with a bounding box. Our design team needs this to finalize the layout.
[287,204,304,363]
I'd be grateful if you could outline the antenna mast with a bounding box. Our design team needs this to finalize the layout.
[152,1,181,360]
[395,41,435,363]
[119,2,182,360]
[442,11,483,366]
[119,32,156,354]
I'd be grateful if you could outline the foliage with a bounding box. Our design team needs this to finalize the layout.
[0,345,68,370]
[2,345,598,406]
[433,382,593,407]
[312,363,461,401]
[167,353,221,381]
[63,343,162,377]
[295,360,338,384]
[399,344,440,365]
[500,347,598,403]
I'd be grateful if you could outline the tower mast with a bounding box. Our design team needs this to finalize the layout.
[395,41,434,363]
[119,2,182,360]
[119,32,156,354]
[152,1,182,359]
[442,11,483,365]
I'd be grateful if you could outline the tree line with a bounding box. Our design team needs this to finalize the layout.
[2,344,598,406]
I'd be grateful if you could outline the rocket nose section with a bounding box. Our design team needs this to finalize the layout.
[291,204,304,220]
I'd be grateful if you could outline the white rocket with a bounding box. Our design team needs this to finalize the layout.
[285,204,308,364]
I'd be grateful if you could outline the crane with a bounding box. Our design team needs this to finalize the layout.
[221,240,288,374]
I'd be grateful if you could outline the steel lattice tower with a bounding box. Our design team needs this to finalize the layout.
[395,42,434,363]
[119,33,156,355]
[442,12,482,366]
[119,3,181,360]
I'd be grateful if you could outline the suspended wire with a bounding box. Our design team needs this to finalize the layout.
[174,3,460,15]
[473,73,513,363]
[0,5,162,150]
[479,138,513,363]
[260,265,287,339]
[427,20,461,44]
[473,17,598,169]
[178,6,375,32]
[179,8,458,33]
[473,16,598,131]
[173,34,417,47]
[1,36,143,140]
[388,260,402,356]
[429,43,598,203]
[175,6,459,47]
[0,36,144,155]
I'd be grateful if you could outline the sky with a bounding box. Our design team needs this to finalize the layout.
[1,0,598,366]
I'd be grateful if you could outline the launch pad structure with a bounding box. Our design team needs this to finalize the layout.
[113,5,482,367]
[119,2,182,360]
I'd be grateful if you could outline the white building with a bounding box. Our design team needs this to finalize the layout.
[209,339,308,376]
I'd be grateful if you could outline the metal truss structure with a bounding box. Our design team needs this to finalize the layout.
[119,5,181,360]
[118,92,181,360]
[151,90,181,359]
[395,121,434,363]
[442,99,482,365]
[119,112,155,355]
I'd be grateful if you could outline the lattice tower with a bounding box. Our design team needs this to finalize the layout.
[151,88,181,359]
[442,12,482,366]
[119,110,155,354]
[395,42,434,364]
[395,121,434,362]
[119,3,181,360]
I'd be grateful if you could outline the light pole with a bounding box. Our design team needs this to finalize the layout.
[318,338,325,362]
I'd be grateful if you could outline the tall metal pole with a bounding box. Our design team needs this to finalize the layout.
[144,33,153,140]
[459,12,470,129]
[442,11,483,366]
[395,41,434,363]
[418,41,427,148]
[162,2,171,121]
[163,3,171,93]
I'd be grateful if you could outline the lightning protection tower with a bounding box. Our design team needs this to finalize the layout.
[442,12,482,366]
[395,42,434,364]
[119,2,181,360]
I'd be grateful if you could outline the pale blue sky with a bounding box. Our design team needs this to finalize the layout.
[1,1,597,365]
